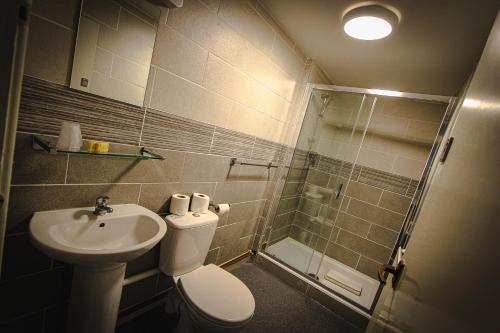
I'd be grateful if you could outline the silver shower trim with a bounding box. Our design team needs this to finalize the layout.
[311,84,453,103]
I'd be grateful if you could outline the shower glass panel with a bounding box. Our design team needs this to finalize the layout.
[264,84,450,310]
[266,89,376,275]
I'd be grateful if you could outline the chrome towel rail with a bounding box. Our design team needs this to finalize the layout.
[230,157,278,169]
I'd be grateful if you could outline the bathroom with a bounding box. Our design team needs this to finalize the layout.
[0,0,499,332]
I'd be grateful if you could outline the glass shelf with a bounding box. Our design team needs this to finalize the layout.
[32,135,165,160]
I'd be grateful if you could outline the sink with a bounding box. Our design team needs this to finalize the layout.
[30,204,166,265]
[29,204,167,333]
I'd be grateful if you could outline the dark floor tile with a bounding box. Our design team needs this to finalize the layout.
[0,266,72,321]
[114,263,363,333]
[2,233,52,280]
[0,310,44,333]
[232,263,362,333]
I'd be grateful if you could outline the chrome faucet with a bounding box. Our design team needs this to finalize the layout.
[93,195,113,216]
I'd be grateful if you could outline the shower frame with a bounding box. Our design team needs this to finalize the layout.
[257,82,455,315]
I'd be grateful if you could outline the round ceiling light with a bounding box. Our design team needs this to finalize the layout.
[343,4,399,40]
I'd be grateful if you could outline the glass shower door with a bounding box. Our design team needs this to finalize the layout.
[265,88,376,275]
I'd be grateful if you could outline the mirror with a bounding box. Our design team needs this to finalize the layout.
[70,0,160,106]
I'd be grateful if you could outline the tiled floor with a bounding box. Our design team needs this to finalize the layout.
[117,263,361,333]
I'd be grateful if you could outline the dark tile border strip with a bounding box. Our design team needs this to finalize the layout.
[141,108,214,153]
[19,76,144,145]
[313,154,416,196]
[18,76,289,162]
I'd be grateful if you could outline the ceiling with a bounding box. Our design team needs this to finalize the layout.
[261,0,499,96]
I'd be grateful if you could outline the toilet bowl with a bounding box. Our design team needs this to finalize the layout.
[159,211,255,332]
[170,264,255,333]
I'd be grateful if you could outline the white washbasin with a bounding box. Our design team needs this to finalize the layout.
[29,204,167,265]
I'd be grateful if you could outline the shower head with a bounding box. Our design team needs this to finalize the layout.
[318,93,332,118]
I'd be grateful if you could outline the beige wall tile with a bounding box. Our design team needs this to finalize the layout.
[152,25,208,84]
[379,191,412,214]
[257,89,290,122]
[216,235,252,264]
[347,198,405,231]
[166,0,216,49]
[228,200,264,225]
[335,213,371,238]
[203,54,264,109]
[218,0,275,55]
[225,104,267,137]
[150,67,199,116]
[345,181,382,205]
[12,134,68,185]
[206,18,252,70]
[270,33,305,79]
[325,242,359,268]
[181,153,234,182]
[367,224,398,248]
[193,88,232,127]
[336,230,392,263]
[356,256,380,279]
[306,169,330,187]
[213,181,267,204]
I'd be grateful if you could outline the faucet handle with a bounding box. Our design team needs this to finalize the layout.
[95,195,110,206]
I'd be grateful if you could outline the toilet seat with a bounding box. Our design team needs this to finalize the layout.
[177,264,255,326]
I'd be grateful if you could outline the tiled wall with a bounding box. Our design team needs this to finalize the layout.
[0,0,324,331]
[269,153,418,279]
[26,0,308,145]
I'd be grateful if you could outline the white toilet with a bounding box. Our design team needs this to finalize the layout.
[159,211,255,333]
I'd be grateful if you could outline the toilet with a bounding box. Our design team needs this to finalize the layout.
[159,211,255,333]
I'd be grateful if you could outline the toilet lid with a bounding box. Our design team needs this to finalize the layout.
[178,264,255,323]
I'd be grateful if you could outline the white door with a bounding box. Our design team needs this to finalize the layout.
[367,10,500,333]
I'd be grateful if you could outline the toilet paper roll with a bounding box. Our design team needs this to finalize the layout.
[214,203,230,214]
[191,193,210,213]
[170,194,190,216]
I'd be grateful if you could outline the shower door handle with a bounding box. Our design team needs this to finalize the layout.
[334,183,343,200]
[378,247,406,288]
[378,261,405,288]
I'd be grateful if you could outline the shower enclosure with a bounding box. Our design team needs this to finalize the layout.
[261,84,453,311]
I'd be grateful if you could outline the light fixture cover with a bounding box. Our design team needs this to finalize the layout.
[343,5,399,40]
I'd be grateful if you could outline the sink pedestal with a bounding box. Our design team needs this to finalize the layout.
[66,263,126,333]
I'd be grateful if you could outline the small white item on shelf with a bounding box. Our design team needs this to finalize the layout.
[56,121,82,152]
[170,194,190,216]
[190,193,210,213]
